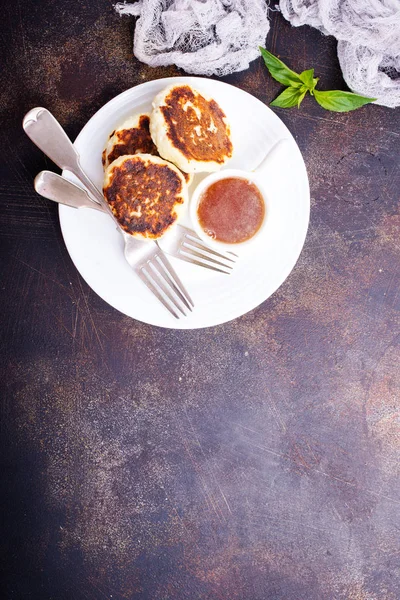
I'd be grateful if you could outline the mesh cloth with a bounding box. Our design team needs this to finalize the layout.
[114,0,270,77]
[115,0,400,107]
[279,0,400,108]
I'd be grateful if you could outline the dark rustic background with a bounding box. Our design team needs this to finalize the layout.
[1,1,399,599]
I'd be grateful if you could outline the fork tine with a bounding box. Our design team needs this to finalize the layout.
[147,262,188,316]
[183,236,237,263]
[137,268,180,319]
[155,252,194,309]
[174,253,231,274]
[181,244,234,270]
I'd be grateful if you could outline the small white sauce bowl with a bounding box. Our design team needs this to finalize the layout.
[189,139,289,252]
[189,169,268,252]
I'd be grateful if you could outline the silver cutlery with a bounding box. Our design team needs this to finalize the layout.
[23,108,193,319]
[35,170,236,275]
[34,170,105,212]
[158,225,236,275]
[23,108,106,208]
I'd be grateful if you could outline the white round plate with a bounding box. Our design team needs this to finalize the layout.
[59,77,310,329]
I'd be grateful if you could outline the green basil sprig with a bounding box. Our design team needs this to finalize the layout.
[260,47,376,112]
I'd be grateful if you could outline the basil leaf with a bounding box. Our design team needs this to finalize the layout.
[260,48,377,113]
[289,81,304,89]
[297,90,307,108]
[271,86,304,108]
[314,89,376,112]
[299,69,314,90]
[259,47,303,87]
[310,77,319,95]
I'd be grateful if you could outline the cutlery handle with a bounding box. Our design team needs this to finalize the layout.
[34,171,106,212]
[23,107,104,205]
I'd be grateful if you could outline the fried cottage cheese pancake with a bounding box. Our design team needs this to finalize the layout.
[103,113,192,185]
[150,84,233,174]
[102,113,157,168]
[103,154,188,241]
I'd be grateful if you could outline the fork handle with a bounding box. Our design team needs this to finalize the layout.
[23,107,104,206]
[34,171,105,212]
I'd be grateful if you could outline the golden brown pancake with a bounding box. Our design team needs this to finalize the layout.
[103,154,188,241]
[103,112,192,185]
[102,114,157,168]
[150,84,233,173]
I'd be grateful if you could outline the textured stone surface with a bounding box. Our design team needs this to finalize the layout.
[1,1,399,599]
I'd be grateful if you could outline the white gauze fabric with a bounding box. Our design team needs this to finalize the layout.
[114,0,270,77]
[279,0,400,108]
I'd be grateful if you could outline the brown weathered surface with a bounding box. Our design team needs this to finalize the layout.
[1,1,399,599]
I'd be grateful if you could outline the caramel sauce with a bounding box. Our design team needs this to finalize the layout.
[197,177,265,244]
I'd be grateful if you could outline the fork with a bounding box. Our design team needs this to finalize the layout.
[35,170,237,275]
[157,225,236,274]
[23,108,193,319]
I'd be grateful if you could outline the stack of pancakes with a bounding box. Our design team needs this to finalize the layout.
[103,84,233,241]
